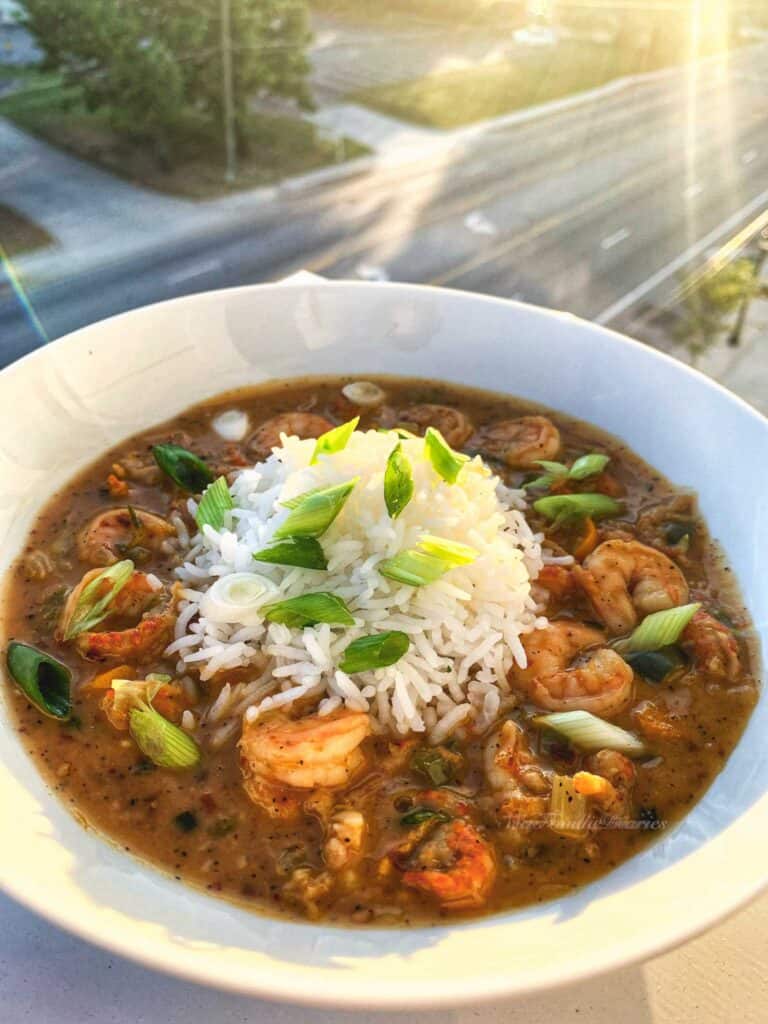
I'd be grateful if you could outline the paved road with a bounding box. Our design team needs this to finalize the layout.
[2,46,767,367]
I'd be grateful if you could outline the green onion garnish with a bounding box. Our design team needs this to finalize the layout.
[410,747,454,786]
[533,710,647,757]
[424,427,469,484]
[63,559,135,640]
[384,443,414,520]
[339,631,409,673]
[312,417,359,463]
[195,476,233,532]
[252,536,328,570]
[533,492,621,526]
[549,774,590,838]
[400,807,451,827]
[525,452,610,491]
[378,535,478,587]
[624,647,686,682]
[6,641,72,721]
[569,453,610,480]
[626,602,701,652]
[261,592,355,628]
[417,535,477,566]
[129,703,201,770]
[275,479,358,539]
[152,443,214,493]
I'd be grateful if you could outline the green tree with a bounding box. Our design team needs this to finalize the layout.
[22,0,311,165]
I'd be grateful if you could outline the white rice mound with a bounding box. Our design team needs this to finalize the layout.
[168,429,548,745]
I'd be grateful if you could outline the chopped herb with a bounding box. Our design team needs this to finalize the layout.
[424,427,470,484]
[152,443,215,493]
[339,631,409,673]
[6,641,72,721]
[383,443,414,519]
[208,817,237,837]
[312,417,359,463]
[624,646,686,682]
[410,746,455,786]
[195,476,233,532]
[664,521,695,547]
[261,592,355,628]
[637,806,662,829]
[252,536,328,571]
[400,807,451,827]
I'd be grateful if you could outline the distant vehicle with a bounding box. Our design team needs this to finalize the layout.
[514,23,558,47]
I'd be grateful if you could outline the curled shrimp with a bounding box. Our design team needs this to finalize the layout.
[484,720,550,827]
[511,620,633,718]
[574,749,637,819]
[574,539,689,634]
[58,569,177,662]
[401,819,496,910]
[400,403,473,448]
[247,412,334,460]
[681,609,741,681]
[239,709,371,820]
[474,415,560,468]
[77,507,174,567]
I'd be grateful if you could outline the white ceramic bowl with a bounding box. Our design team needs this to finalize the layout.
[0,280,766,1009]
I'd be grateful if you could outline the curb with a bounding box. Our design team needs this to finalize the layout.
[278,154,376,195]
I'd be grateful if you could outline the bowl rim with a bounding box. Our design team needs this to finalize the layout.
[1,278,766,1009]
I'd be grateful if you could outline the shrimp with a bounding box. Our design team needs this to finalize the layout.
[401,819,496,910]
[484,720,550,827]
[474,415,560,468]
[573,539,689,634]
[247,412,333,460]
[681,609,741,682]
[400,403,473,448]
[77,507,174,567]
[511,621,633,718]
[574,750,636,819]
[239,710,371,820]
[58,569,177,662]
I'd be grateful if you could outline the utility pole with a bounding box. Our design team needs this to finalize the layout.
[727,228,768,347]
[221,0,237,184]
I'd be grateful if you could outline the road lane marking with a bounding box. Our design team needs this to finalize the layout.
[166,258,222,285]
[683,183,705,199]
[600,227,631,250]
[594,188,768,325]
[742,149,758,165]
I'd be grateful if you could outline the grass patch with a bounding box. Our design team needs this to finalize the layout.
[0,74,369,198]
[353,41,696,129]
[0,203,53,257]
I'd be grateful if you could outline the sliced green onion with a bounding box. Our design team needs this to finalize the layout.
[129,704,201,770]
[195,476,233,532]
[549,775,590,838]
[200,573,278,626]
[400,807,451,827]
[624,647,686,682]
[424,427,469,484]
[533,710,647,757]
[312,417,359,463]
[6,641,72,720]
[252,536,328,570]
[152,443,214,493]
[146,672,172,684]
[417,535,477,566]
[111,678,163,719]
[384,443,414,520]
[568,453,610,480]
[378,535,477,587]
[533,493,621,526]
[378,549,450,587]
[275,479,357,539]
[63,559,135,640]
[535,460,569,478]
[627,602,701,652]
[410,747,454,786]
[262,592,355,628]
[339,631,409,673]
